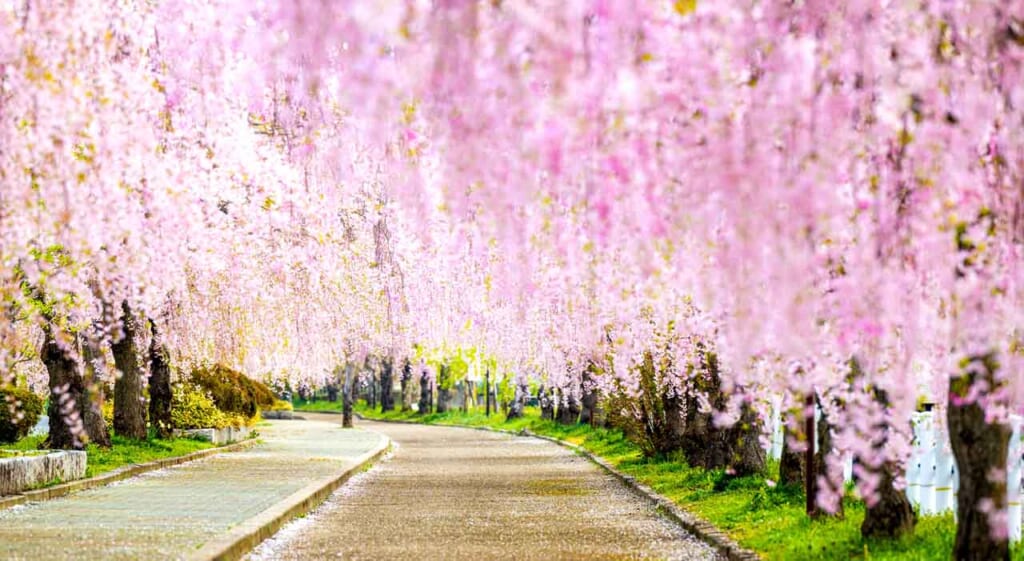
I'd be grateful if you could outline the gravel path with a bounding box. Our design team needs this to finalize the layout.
[0,419,384,561]
[249,415,720,561]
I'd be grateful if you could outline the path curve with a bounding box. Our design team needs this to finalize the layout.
[249,414,720,561]
[0,419,383,560]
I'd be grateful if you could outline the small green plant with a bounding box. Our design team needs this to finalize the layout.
[0,385,45,443]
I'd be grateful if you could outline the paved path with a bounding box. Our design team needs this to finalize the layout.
[0,419,384,561]
[249,416,720,561]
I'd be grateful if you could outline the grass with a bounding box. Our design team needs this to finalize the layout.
[352,400,1022,561]
[0,448,46,458]
[4,433,216,478]
[292,398,344,413]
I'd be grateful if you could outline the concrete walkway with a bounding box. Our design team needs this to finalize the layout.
[249,416,720,561]
[0,419,384,561]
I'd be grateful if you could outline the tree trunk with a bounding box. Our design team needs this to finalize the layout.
[662,386,686,452]
[42,328,87,450]
[731,402,768,476]
[401,360,414,412]
[326,384,338,402]
[681,351,765,475]
[779,419,806,487]
[380,357,394,412]
[147,323,173,439]
[539,386,554,420]
[436,388,450,413]
[580,366,601,427]
[111,302,147,440]
[368,368,377,408]
[630,351,685,457]
[507,381,527,420]
[342,363,355,428]
[860,461,916,536]
[80,336,111,448]
[557,387,581,425]
[461,381,471,413]
[436,364,451,413]
[417,367,433,415]
[858,387,916,537]
[947,356,1010,561]
[484,370,492,416]
[814,401,844,518]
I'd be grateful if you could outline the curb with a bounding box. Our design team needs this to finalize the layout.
[356,414,760,561]
[0,438,259,511]
[187,430,391,561]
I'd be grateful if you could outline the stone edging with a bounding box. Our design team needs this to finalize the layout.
[355,413,760,561]
[0,438,260,510]
[186,430,391,561]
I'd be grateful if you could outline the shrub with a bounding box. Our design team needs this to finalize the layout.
[188,364,276,419]
[170,383,231,430]
[270,400,293,412]
[102,400,114,429]
[0,386,45,443]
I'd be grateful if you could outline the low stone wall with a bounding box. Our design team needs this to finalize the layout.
[175,426,252,445]
[261,410,295,420]
[0,450,87,496]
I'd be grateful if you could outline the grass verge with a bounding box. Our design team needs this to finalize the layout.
[5,434,216,478]
[292,399,344,413]
[352,401,1021,561]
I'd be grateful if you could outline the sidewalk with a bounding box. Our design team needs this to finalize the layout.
[0,418,384,561]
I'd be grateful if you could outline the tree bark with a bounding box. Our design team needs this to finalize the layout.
[814,401,844,518]
[860,460,916,537]
[460,380,472,413]
[80,336,111,448]
[947,356,1010,561]
[380,357,394,412]
[733,402,768,476]
[580,365,602,427]
[507,381,527,420]
[342,363,355,428]
[680,351,765,475]
[111,301,147,440]
[631,351,685,457]
[779,418,806,487]
[436,388,450,413]
[401,359,414,412]
[556,386,582,425]
[42,328,87,450]
[372,366,380,405]
[484,369,492,416]
[147,322,173,439]
[417,367,433,415]
[436,364,451,413]
[539,385,554,420]
[858,385,916,537]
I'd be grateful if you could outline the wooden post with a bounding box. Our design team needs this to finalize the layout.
[805,392,817,517]
[485,369,491,417]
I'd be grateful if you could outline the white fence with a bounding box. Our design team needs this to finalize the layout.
[766,410,1024,541]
